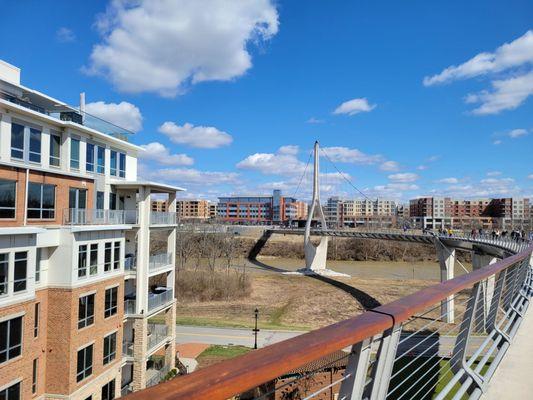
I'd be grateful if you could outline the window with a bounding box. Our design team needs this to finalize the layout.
[113,242,120,270]
[10,123,24,159]
[14,252,27,292]
[86,143,95,172]
[69,188,87,210]
[109,193,117,210]
[0,316,22,364]
[27,183,55,219]
[34,303,40,337]
[76,344,93,382]
[78,294,94,329]
[78,245,88,278]
[70,138,80,169]
[0,254,7,295]
[0,180,16,219]
[35,248,41,283]
[89,244,98,275]
[104,287,118,318]
[97,146,105,174]
[97,192,104,210]
[29,128,41,163]
[101,379,115,400]
[49,133,61,167]
[32,358,38,393]
[119,153,126,178]
[103,332,117,364]
[104,242,112,272]
[0,381,20,400]
[110,151,117,176]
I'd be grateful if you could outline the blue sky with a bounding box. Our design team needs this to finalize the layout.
[1,0,532,202]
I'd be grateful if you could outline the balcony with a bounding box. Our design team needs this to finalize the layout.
[149,252,173,273]
[146,365,170,388]
[63,209,139,225]
[124,298,136,316]
[125,255,137,272]
[147,323,170,352]
[148,288,174,312]
[150,211,177,225]
[122,341,134,358]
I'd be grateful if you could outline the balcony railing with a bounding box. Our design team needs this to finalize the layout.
[146,365,171,388]
[148,289,174,312]
[63,209,139,225]
[150,211,177,225]
[124,299,136,316]
[122,341,134,357]
[148,324,170,351]
[125,256,137,271]
[149,253,173,272]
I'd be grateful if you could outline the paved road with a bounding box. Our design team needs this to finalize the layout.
[176,325,486,357]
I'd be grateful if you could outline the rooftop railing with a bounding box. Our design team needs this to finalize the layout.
[63,209,139,225]
[124,235,533,400]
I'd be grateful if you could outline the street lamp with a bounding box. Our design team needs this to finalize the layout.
[253,308,260,349]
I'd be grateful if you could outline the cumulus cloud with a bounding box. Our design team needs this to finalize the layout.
[237,146,306,175]
[493,140,502,145]
[507,128,529,138]
[306,117,325,124]
[85,101,143,133]
[56,27,76,42]
[388,173,419,183]
[486,171,502,177]
[424,31,533,115]
[379,161,400,172]
[158,122,233,149]
[333,98,376,116]
[139,142,193,166]
[437,177,459,184]
[86,0,279,96]
[438,177,522,198]
[143,167,240,186]
[321,146,383,165]
[424,30,533,86]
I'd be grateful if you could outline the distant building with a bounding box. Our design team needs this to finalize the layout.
[151,199,168,212]
[325,197,397,228]
[176,199,211,221]
[409,197,453,229]
[208,202,217,219]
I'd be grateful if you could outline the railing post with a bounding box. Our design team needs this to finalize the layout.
[485,269,507,332]
[338,338,373,400]
[435,240,455,323]
[367,324,402,400]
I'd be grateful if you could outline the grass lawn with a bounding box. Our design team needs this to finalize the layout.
[175,315,309,331]
[196,345,252,369]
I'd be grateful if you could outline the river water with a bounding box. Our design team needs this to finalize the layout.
[246,257,472,281]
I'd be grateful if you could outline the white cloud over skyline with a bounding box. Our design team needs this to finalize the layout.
[159,122,233,149]
[333,98,376,116]
[85,101,143,133]
[139,142,194,166]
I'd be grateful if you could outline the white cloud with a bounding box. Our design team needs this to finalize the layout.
[158,122,233,149]
[56,27,76,42]
[143,167,240,186]
[467,71,533,115]
[486,171,502,177]
[306,117,325,124]
[417,165,428,171]
[493,139,502,145]
[437,177,459,184]
[277,145,299,156]
[507,128,529,138]
[237,146,306,175]
[388,173,419,183]
[86,0,279,96]
[379,161,400,172]
[321,146,383,165]
[528,174,533,180]
[423,30,533,86]
[139,142,193,166]
[84,101,143,133]
[333,98,376,116]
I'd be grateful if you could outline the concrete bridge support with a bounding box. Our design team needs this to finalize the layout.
[435,242,456,323]
[472,249,498,332]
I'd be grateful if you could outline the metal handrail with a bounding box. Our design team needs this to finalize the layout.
[124,239,533,400]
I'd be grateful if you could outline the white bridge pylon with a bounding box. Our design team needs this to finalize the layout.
[296,141,349,277]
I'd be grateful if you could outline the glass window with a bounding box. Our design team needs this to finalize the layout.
[86,143,95,172]
[29,128,41,163]
[49,133,61,167]
[78,245,88,278]
[97,192,104,210]
[103,332,116,364]
[104,287,118,318]
[97,146,105,174]
[113,242,120,270]
[0,381,20,400]
[109,193,117,210]
[119,153,126,178]
[0,316,22,364]
[0,254,7,295]
[34,303,40,338]
[89,244,98,275]
[70,138,80,169]
[110,151,117,176]
[27,183,55,219]
[32,358,38,393]
[104,242,112,272]
[101,379,115,400]
[10,123,24,160]
[69,188,87,209]
[14,252,27,292]
[0,180,16,219]
[76,344,93,382]
[78,294,94,329]
[35,248,41,283]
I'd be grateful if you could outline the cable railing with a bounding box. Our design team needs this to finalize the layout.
[123,235,533,400]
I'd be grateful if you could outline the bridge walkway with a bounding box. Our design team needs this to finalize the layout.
[483,300,533,399]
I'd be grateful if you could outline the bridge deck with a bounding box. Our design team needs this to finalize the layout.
[483,301,533,399]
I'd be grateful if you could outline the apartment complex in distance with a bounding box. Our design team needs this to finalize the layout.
[175,199,211,221]
[151,199,167,212]
[324,197,397,228]
[0,60,181,400]
[217,190,305,225]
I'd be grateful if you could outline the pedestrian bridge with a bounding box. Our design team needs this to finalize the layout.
[125,231,532,400]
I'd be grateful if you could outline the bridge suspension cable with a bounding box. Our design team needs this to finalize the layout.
[291,148,313,199]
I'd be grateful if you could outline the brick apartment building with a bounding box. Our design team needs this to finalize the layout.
[0,60,181,400]
[325,197,397,228]
[175,199,212,221]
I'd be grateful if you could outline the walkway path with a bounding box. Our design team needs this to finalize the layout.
[483,303,533,400]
